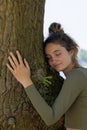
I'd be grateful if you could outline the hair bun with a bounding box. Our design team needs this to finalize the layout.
[49,22,64,35]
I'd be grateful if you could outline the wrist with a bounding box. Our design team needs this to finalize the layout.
[23,79,33,88]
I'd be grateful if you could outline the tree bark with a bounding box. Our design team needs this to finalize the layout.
[0,0,65,130]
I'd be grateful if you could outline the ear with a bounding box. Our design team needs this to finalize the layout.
[69,49,74,57]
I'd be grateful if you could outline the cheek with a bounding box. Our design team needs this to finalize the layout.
[64,55,72,64]
[48,60,55,67]
[61,51,71,63]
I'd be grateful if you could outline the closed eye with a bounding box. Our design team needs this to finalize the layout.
[55,52,62,57]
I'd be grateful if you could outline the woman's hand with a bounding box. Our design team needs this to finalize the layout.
[6,50,33,88]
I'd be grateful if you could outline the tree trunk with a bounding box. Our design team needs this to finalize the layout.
[0,0,65,130]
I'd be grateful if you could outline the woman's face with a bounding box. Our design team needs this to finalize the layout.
[45,43,74,73]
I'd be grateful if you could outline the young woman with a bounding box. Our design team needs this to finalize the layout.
[7,23,87,130]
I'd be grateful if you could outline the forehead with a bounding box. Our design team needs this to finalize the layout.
[45,43,64,54]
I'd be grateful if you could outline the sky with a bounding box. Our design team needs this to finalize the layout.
[44,0,87,50]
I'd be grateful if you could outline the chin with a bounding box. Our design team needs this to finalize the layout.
[55,67,62,72]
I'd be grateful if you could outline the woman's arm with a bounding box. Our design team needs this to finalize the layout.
[24,69,84,126]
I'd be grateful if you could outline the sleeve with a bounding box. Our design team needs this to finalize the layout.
[25,70,84,126]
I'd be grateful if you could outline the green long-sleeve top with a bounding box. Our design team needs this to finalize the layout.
[25,67,87,130]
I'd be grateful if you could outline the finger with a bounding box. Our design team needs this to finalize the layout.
[24,58,29,69]
[16,50,23,64]
[8,56,16,69]
[6,63,14,74]
[9,52,19,66]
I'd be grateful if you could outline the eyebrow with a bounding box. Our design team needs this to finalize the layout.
[54,50,61,53]
[46,50,61,56]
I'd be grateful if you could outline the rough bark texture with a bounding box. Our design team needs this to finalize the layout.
[0,0,65,130]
